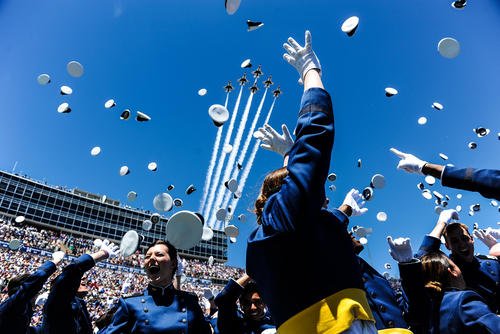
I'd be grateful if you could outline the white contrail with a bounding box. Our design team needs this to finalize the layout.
[204,86,243,225]
[230,98,277,214]
[210,91,254,228]
[221,88,268,210]
[199,93,230,214]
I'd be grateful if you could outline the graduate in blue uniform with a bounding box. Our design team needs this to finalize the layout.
[390,148,500,200]
[0,251,65,334]
[42,240,119,334]
[246,30,411,334]
[351,235,409,330]
[415,209,500,313]
[215,273,275,334]
[253,123,410,332]
[99,240,211,333]
[390,238,500,333]
[421,252,500,333]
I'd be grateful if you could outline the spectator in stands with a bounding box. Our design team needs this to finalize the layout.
[98,240,211,333]
[215,273,275,334]
[41,240,120,334]
[0,250,65,333]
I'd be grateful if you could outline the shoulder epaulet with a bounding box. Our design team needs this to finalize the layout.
[122,292,144,299]
[476,254,498,261]
[177,289,197,298]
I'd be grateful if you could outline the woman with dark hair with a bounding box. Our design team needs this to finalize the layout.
[99,240,211,333]
[420,252,500,333]
[245,31,407,333]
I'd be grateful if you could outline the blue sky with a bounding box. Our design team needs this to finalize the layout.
[0,0,499,273]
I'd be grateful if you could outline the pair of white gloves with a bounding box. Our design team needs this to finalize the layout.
[387,209,460,263]
[253,30,321,156]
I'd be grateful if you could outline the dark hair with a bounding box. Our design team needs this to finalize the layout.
[239,280,261,304]
[254,167,289,224]
[145,240,178,279]
[421,252,454,299]
[443,223,470,244]
[7,274,31,297]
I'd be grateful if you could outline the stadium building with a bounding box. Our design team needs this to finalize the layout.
[0,170,228,262]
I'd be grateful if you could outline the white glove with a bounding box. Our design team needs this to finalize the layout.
[389,148,427,175]
[438,209,459,224]
[387,236,414,263]
[485,227,500,240]
[473,229,498,249]
[51,251,65,265]
[342,189,368,216]
[254,124,294,157]
[283,30,321,81]
[100,239,120,258]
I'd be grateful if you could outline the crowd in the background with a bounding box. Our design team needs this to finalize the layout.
[0,221,250,330]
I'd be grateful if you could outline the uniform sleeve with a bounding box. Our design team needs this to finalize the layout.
[415,235,442,258]
[45,254,95,310]
[263,88,334,233]
[457,291,500,333]
[214,279,244,334]
[398,260,429,331]
[0,261,56,314]
[442,167,500,200]
[189,294,213,334]
[97,298,132,333]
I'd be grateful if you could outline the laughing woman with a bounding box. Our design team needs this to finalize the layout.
[99,240,212,333]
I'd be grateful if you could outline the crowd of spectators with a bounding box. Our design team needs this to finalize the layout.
[0,218,252,329]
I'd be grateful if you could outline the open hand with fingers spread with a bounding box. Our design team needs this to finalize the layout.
[254,124,294,157]
[387,236,414,263]
[342,189,368,217]
[283,30,321,81]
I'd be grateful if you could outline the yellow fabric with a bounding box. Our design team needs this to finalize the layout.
[378,329,413,334]
[278,288,375,334]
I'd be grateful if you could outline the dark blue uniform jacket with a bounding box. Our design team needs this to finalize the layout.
[0,261,56,334]
[441,166,500,200]
[214,278,275,334]
[99,284,211,333]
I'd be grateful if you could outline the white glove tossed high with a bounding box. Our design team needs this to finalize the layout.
[387,236,414,263]
[390,148,427,175]
[100,239,120,258]
[438,209,459,224]
[473,229,498,249]
[283,30,321,81]
[254,124,294,157]
[342,188,368,216]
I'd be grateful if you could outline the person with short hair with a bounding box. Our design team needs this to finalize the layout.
[0,251,65,333]
[416,209,500,313]
[98,240,212,333]
[215,273,275,334]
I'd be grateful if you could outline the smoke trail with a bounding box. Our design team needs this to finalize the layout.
[203,86,244,225]
[221,88,268,210]
[209,91,255,228]
[199,93,230,214]
[230,98,277,214]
